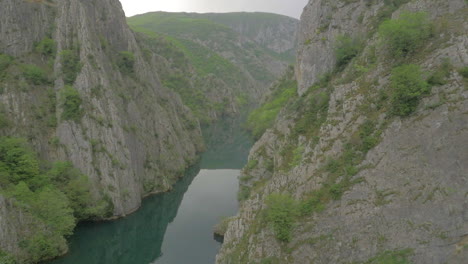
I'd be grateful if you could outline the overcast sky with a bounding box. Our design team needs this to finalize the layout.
[120,0,309,19]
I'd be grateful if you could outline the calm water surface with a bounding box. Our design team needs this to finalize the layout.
[49,119,251,264]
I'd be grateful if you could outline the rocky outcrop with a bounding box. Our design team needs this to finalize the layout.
[0,0,204,261]
[217,0,468,263]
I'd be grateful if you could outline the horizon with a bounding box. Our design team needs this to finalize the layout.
[119,0,309,19]
[127,10,300,20]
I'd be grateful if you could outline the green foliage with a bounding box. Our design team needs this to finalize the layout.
[293,88,330,138]
[0,137,44,189]
[0,137,111,262]
[335,34,363,68]
[265,193,298,242]
[299,119,380,216]
[20,233,66,263]
[117,51,135,74]
[379,12,432,57]
[22,64,49,85]
[358,120,379,152]
[245,159,259,170]
[0,54,12,78]
[177,38,244,84]
[0,250,16,264]
[33,187,75,235]
[257,257,280,264]
[60,85,82,121]
[161,73,207,119]
[458,67,468,79]
[0,110,9,129]
[60,50,82,85]
[390,64,429,116]
[428,59,452,86]
[47,162,110,220]
[289,145,304,168]
[373,0,411,25]
[359,249,413,264]
[36,38,56,57]
[237,186,251,201]
[247,70,297,139]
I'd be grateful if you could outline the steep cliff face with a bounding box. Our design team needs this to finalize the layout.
[217,0,468,263]
[0,0,204,261]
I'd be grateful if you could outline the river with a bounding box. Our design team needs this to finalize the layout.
[48,118,252,264]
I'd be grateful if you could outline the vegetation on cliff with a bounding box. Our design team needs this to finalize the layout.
[221,1,468,263]
[0,137,111,262]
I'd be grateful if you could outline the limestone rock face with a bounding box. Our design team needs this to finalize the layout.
[0,0,204,258]
[217,0,468,263]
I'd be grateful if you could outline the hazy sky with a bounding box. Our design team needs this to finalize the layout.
[120,0,309,19]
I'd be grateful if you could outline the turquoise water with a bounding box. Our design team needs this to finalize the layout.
[48,119,251,264]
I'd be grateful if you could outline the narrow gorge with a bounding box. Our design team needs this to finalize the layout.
[1,0,467,264]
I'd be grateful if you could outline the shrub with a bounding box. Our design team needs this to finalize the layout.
[0,110,9,129]
[0,250,15,264]
[0,54,12,74]
[21,233,67,263]
[0,136,111,262]
[390,64,429,116]
[36,38,56,57]
[0,137,43,188]
[117,51,135,74]
[247,72,297,139]
[60,85,82,121]
[22,64,48,85]
[379,12,432,57]
[60,50,81,85]
[458,67,468,79]
[363,249,413,264]
[237,186,251,201]
[47,162,103,220]
[335,34,363,68]
[428,59,452,86]
[265,193,298,242]
[32,187,75,236]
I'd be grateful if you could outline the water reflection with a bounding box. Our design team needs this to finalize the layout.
[48,117,252,264]
[49,165,200,264]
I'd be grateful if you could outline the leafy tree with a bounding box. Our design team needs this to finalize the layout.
[48,162,97,220]
[0,136,110,261]
[0,54,12,75]
[36,38,56,57]
[21,232,67,263]
[379,12,432,57]
[390,64,429,116]
[265,193,298,242]
[60,50,81,84]
[22,64,49,85]
[60,85,82,121]
[117,51,135,74]
[33,187,75,236]
[0,250,15,264]
[0,137,43,188]
[335,34,363,68]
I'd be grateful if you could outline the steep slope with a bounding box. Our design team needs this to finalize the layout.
[187,12,298,61]
[127,12,298,121]
[217,0,468,263]
[0,0,204,262]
